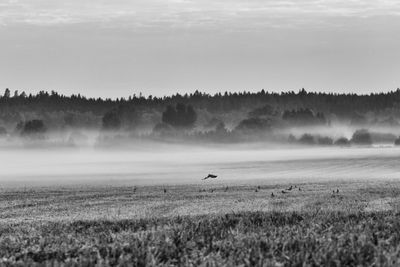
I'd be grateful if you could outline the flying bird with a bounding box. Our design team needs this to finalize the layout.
[203,174,218,180]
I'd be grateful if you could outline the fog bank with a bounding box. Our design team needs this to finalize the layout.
[1,144,400,187]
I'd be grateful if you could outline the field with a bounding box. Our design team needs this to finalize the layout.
[1,179,400,266]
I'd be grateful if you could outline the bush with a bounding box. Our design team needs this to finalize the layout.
[370,132,397,143]
[394,136,400,146]
[298,134,315,145]
[351,129,372,145]
[317,136,333,145]
[334,137,350,146]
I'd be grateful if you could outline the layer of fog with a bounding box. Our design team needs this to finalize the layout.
[1,142,400,188]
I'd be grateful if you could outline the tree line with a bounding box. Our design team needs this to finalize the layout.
[2,88,400,117]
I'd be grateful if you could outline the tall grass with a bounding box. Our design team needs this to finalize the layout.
[1,211,400,266]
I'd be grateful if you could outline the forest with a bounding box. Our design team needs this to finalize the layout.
[1,88,400,146]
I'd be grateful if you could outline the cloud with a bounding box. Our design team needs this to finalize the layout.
[1,0,400,29]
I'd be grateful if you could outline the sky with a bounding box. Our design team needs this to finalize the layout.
[0,0,400,98]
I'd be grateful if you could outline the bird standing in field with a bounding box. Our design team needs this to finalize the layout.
[203,174,218,180]
[271,192,275,198]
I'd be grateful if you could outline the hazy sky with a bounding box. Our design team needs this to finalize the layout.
[0,0,400,98]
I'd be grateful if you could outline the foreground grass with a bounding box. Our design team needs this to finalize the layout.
[1,180,400,266]
[1,211,400,266]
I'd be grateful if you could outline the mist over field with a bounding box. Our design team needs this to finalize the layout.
[3,0,400,264]
[1,89,400,190]
[1,141,400,187]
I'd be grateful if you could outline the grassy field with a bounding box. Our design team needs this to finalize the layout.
[1,179,400,266]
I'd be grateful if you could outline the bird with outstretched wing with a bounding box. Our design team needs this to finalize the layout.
[202,174,217,180]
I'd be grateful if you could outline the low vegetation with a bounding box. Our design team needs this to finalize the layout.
[2,211,400,266]
[0,181,400,266]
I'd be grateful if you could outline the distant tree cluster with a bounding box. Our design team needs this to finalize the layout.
[18,120,47,138]
[162,103,197,128]
[282,108,326,125]
[2,87,400,146]
[234,118,271,132]
[291,134,353,146]
[101,104,137,130]
[102,111,121,130]
[248,104,276,118]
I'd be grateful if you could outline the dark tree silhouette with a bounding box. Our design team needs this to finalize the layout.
[102,110,121,130]
[1,88,400,135]
[21,120,46,136]
[248,104,275,118]
[115,104,137,129]
[235,118,271,132]
[161,103,197,128]
[395,136,400,146]
[3,88,10,99]
[282,108,326,125]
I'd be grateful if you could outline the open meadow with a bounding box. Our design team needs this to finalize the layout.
[1,178,400,266]
[1,145,400,266]
[2,0,400,264]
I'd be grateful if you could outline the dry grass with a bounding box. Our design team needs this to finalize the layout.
[1,179,400,266]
